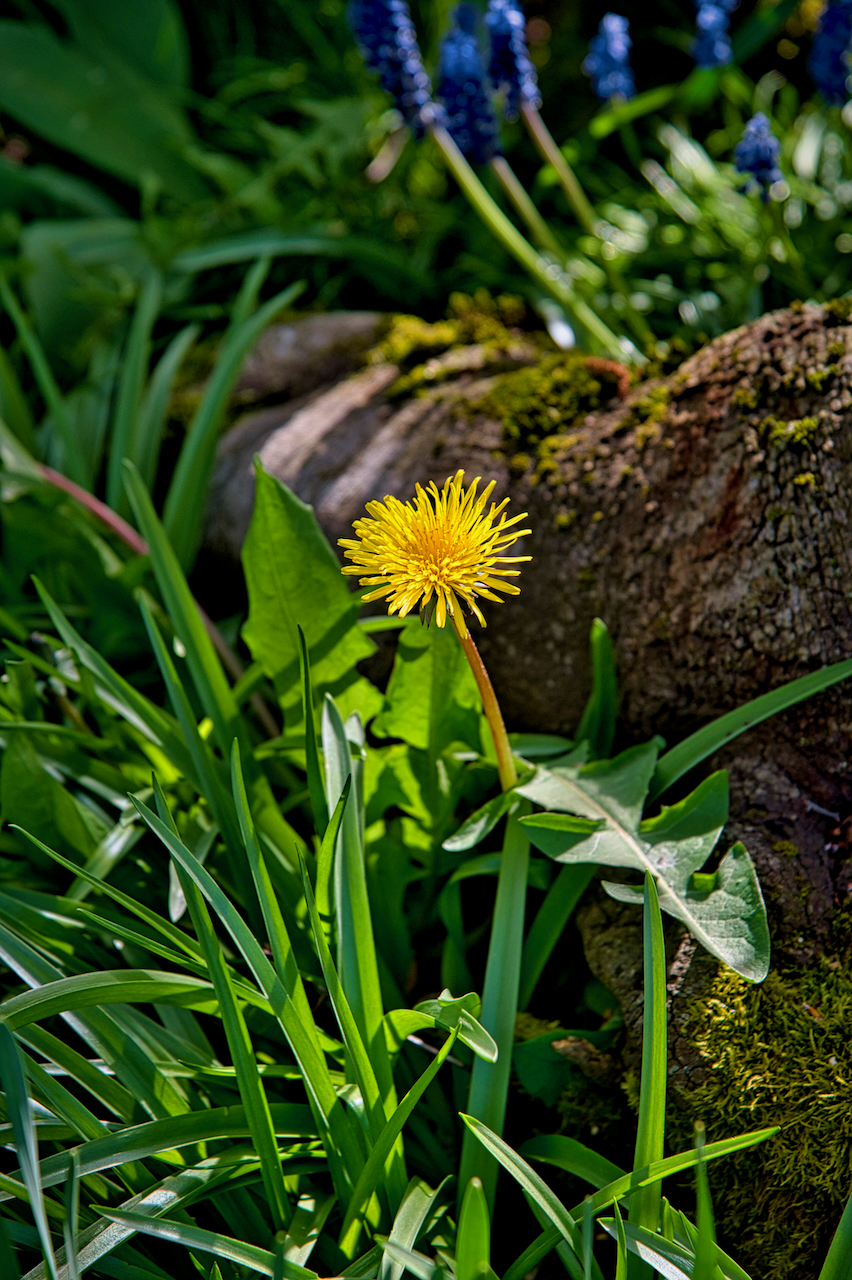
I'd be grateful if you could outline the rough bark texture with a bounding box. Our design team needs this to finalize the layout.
[206,303,852,1276]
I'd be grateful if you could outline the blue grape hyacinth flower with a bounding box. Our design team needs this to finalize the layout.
[582,13,636,102]
[438,3,502,164]
[692,0,735,69]
[485,0,542,120]
[734,112,782,201]
[808,0,852,106]
[348,0,443,134]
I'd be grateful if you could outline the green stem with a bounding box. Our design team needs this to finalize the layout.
[520,103,597,236]
[430,124,626,360]
[490,155,565,256]
[454,622,528,1207]
[458,806,530,1210]
[455,624,516,792]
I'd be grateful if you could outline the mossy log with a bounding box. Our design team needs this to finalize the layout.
[207,300,852,1275]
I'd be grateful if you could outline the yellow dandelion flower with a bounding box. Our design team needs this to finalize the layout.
[339,470,531,638]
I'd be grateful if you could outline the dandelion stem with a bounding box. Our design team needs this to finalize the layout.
[455,623,517,792]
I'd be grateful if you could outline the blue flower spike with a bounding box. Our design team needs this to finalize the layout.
[692,0,737,70]
[485,0,542,120]
[348,0,443,134]
[582,13,636,102]
[734,112,782,201]
[438,3,503,164]
[808,0,852,106]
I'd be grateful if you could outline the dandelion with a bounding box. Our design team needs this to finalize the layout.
[734,113,782,200]
[583,13,636,103]
[340,470,531,637]
[808,0,852,105]
[340,470,530,790]
[485,0,542,120]
[347,0,442,134]
[438,4,503,164]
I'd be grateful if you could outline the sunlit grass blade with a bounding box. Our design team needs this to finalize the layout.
[298,625,328,835]
[459,808,530,1207]
[519,1135,625,1189]
[379,1241,436,1280]
[32,577,195,778]
[649,659,852,801]
[613,1200,628,1280]
[0,276,81,485]
[95,1208,317,1279]
[818,1182,852,1280]
[139,780,365,1204]
[583,1197,594,1280]
[629,872,667,1263]
[162,277,305,569]
[172,860,293,1230]
[0,1025,59,1280]
[693,1123,716,1280]
[106,269,164,513]
[456,1177,491,1280]
[0,967,221,1029]
[337,1028,459,1255]
[316,774,350,955]
[62,1149,80,1280]
[575,619,617,761]
[518,864,595,1010]
[460,1115,589,1272]
[381,1179,447,1280]
[135,322,200,492]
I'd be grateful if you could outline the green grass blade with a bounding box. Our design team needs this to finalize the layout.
[456,1177,491,1280]
[316,774,350,955]
[614,1200,628,1280]
[0,968,220,1028]
[135,322,200,492]
[459,807,530,1207]
[106,269,164,512]
[599,1220,696,1279]
[575,619,617,761]
[162,278,305,569]
[31,578,195,779]
[95,1209,317,1279]
[298,625,328,835]
[0,343,37,454]
[503,1226,563,1280]
[173,863,293,1231]
[298,853,385,1144]
[629,872,667,1258]
[693,1124,716,1280]
[231,256,272,327]
[0,1216,20,1280]
[518,864,595,1010]
[380,1179,446,1280]
[62,1149,81,1280]
[0,1025,59,1280]
[649,659,852,801]
[337,1028,459,1254]
[818,1184,852,1280]
[138,782,365,1203]
[583,1198,594,1280]
[460,1115,588,1269]
[123,463,246,759]
[520,1135,625,1190]
[0,277,81,485]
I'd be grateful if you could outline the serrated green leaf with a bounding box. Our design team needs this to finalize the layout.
[519,753,770,981]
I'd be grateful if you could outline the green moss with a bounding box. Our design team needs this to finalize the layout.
[805,364,838,392]
[554,509,577,531]
[823,297,852,322]
[515,1012,559,1042]
[671,952,852,1277]
[731,386,759,411]
[827,340,845,358]
[471,352,623,454]
[765,504,793,522]
[760,415,820,449]
[794,471,816,488]
[771,839,799,857]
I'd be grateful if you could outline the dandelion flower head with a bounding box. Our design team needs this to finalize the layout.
[339,470,531,637]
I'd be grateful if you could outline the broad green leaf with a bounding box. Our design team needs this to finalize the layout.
[574,618,617,761]
[0,22,205,200]
[456,1177,492,1280]
[373,618,482,755]
[413,991,497,1063]
[0,735,97,863]
[53,0,190,89]
[519,754,770,981]
[442,791,520,853]
[241,465,376,715]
